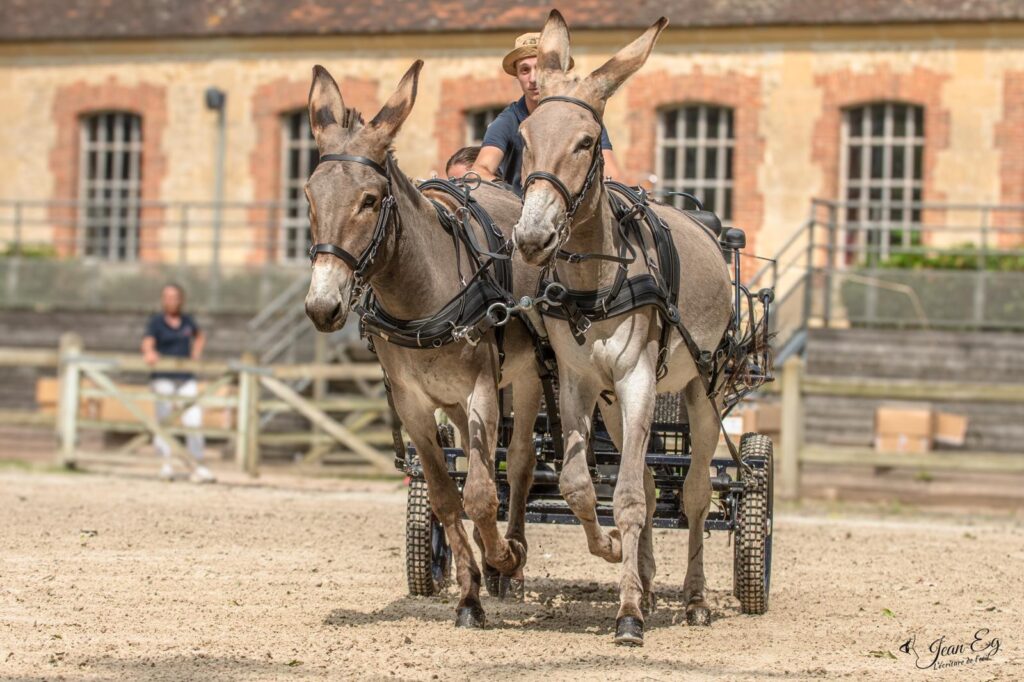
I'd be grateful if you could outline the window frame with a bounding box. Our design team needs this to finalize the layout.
[279,109,320,263]
[655,103,735,222]
[839,101,925,263]
[77,111,143,261]
[464,105,506,147]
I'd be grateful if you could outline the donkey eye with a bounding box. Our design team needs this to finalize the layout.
[577,136,595,152]
[361,194,377,210]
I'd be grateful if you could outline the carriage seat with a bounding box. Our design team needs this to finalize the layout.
[683,209,723,239]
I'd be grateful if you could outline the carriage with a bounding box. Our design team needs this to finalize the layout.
[395,199,777,616]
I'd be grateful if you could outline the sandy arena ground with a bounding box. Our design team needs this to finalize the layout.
[1,468,1022,681]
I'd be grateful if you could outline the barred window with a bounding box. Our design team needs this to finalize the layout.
[465,106,506,146]
[657,105,734,221]
[78,112,142,260]
[842,102,925,260]
[281,110,319,262]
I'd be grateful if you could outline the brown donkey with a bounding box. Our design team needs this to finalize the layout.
[513,12,734,645]
[303,62,544,627]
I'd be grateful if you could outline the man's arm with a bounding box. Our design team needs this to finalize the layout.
[141,336,159,366]
[191,329,206,361]
[602,149,623,182]
[472,146,505,182]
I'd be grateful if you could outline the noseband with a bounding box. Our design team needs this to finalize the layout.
[521,96,605,228]
[308,153,397,281]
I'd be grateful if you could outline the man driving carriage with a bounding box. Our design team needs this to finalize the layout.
[472,32,623,194]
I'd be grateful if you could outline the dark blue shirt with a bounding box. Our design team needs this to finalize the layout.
[481,96,612,195]
[144,313,200,381]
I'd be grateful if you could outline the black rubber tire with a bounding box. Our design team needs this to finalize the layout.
[733,432,773,615]
[406,478,452,596]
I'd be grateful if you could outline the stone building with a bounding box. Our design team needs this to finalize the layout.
[1,0,1022,272]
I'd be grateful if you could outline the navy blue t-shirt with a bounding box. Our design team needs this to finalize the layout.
[481,96,612,195]
[144,313,200,380]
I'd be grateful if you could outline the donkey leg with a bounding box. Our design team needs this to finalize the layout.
[399,399,485,628]
[501,374,542,600]
[448,403,501,598]
[680,377,717,627]
[599,399,656,613]
[462,375,521,578]
[611,362,657,646]
[559,380,621,563]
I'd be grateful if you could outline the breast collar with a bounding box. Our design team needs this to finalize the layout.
[308,153,396,281]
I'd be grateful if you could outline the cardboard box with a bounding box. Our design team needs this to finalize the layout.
[35,377,99,418]
[742,402,782,435]
[875,433,931,454]
[875,405,933,437]
[934,411,968,447]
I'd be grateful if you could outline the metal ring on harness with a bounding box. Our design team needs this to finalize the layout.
[458,170,482,191]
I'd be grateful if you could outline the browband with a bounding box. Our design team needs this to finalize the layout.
[317,153,389,178]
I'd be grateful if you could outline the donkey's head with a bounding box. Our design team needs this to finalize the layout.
[514,11,667,266]
[304,61,422,332]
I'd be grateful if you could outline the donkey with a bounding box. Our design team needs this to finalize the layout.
[303,62,545,627]
[512,12,734,645]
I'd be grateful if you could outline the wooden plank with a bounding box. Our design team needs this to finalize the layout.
[801,376,1024,403]
[0,347,59,368]
[257,398,387,412]
[116,373,235,455]
[269,363,384,381]
[78,419,234,439]
[0,410,55,426]
[235,352,260,476]
[79,365,198,473]
[801,445,1024,473]
[79,388,236,408]
[57,333,82,467]
[258,374,393,474]
[779,356,802,500]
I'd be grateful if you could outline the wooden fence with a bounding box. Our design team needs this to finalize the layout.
[775,357,1024,499]
[0,332,394,476]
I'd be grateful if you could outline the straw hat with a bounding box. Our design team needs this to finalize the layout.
[502,32,574,76]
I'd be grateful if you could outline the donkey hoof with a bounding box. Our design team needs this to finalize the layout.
[483,570,501,598]
[686,603,712,627]
[455,604,486,629]
[499,576,526,601]
[614,616,644,646]
[508,538,527,571]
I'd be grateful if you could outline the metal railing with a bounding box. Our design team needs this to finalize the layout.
[749,199,1024,359]
[0,198,312,313]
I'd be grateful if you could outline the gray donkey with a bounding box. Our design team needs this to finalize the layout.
[512,12,734,645]
[303,62,544,628]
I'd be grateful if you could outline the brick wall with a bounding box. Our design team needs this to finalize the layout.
[995,71,1024,247]
[624,68,765,254]
[436,74,520,168]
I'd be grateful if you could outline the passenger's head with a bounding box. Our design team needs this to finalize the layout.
[445,146,480,178]
[161,283,184,315]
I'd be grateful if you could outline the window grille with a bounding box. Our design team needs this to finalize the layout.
[656,105,734,221]
[78,112,142,260]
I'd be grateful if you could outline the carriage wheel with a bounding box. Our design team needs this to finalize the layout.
[406,478,452,596]
[733,432,773,615]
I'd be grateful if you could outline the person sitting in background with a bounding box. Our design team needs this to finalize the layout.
[142,283,214,483]
[445,146,480,179]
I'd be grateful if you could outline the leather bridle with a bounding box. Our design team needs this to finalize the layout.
[522,96,606,234]
[308,153,397,281]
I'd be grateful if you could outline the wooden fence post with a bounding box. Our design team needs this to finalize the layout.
[56,332,83,468]
[779,355,804,500]
[235,352,260,476]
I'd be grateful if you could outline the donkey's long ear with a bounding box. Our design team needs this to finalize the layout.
[538,10,571,73]
[583,17,668,101]
[308,65,347,148]
[368,60,423,141]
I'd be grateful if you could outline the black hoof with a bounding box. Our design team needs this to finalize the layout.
[499,576,525,601]
[614,616,644,646]
[455,604,486,629]
[686,604,712,627]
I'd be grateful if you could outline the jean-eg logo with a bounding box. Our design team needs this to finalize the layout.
[898,628,1000,671]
